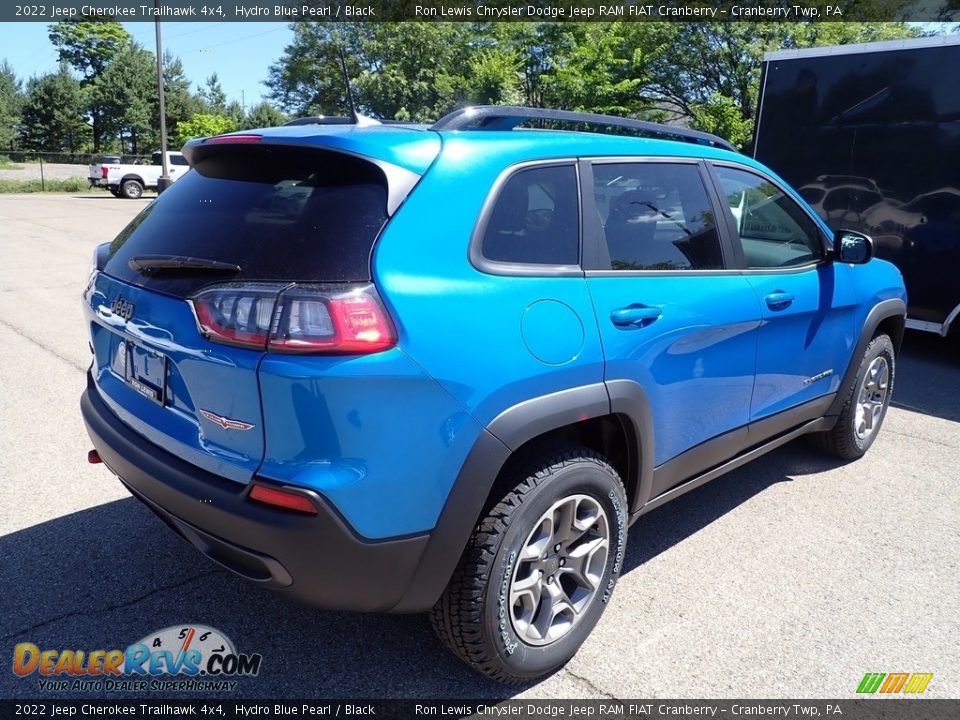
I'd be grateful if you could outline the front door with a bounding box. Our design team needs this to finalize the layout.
[710,163,858,421]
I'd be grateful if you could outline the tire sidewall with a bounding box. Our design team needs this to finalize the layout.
[850,336,895,454]
[483,461,627,679]
[122,180,143,199]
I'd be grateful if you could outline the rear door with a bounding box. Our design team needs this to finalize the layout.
[583,159,761,495]
[86,144,397,483]
[708,163,857,422]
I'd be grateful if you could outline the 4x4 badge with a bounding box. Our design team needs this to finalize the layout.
[199,409,255,431]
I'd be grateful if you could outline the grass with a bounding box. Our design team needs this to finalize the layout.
[0,155,24,170]
[0,177,91,193]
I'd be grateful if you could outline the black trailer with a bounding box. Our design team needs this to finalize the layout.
[754,35,960,336]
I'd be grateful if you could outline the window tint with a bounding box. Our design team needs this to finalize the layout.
[481,165,579,265]
[592,162,723,271]
[170,155,189,166]
[714,166,822,269]
[103,146,388,298]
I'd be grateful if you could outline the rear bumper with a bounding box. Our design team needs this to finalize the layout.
[81,380,431,612]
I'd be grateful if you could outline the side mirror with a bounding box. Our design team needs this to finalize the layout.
[835,230,874,264]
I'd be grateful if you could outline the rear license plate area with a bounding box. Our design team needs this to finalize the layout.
[112,338,167,404]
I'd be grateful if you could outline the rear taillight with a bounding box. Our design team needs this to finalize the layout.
[189,283,396,355]
[101,165,108,179]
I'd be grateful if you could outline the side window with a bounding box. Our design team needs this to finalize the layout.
[713,166,822,269]
[170,155,189,167]
[592,162,723,271]
[481,164,579,266]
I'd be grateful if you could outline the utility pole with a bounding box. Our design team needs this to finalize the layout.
[154,1,171,194]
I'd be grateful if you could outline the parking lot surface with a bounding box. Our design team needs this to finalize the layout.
[1,194,957,700]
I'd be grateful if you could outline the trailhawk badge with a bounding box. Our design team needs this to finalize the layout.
[199,409,255,431]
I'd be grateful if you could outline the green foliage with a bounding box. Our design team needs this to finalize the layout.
[354,24,469,121]
[464,48,524,106]
[92,42,156,154]
[175,114,236,143]
[690,94,754,150]
[19,65,90,153]
[0,177,90,193]
[646,22,919,148]
[48,19,130,83]
[243,101,287,129]
[161,51,202,144]
[0,60,23,150]
[49,18,131,151]
[199,72,228,114]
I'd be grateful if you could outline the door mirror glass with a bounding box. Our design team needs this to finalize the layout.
[835,230,874,264]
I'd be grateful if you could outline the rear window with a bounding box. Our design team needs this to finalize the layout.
[103,146,389,297]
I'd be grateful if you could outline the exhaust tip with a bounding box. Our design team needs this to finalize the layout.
[87,449,102,464]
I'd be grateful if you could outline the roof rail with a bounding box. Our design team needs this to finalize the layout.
[430,106,737,152]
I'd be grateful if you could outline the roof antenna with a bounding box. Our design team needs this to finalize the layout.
[337,45,379,127]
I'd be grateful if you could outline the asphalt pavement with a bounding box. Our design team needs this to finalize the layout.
[0,194,957,700]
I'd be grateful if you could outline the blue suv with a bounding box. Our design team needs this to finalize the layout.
[82,106,907,683]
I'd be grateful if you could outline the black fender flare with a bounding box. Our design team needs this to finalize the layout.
[827,298,906,418]
[119,174,145,187]
[389,382,654,612]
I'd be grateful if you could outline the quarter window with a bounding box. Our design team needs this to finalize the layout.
[591,162,723,271]
[481,165,579,266]
[713,166,822,269]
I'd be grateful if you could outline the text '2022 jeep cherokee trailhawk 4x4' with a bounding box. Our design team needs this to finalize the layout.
[82,106,907,683]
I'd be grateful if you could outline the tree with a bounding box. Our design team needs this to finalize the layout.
[266,25,366,116]
[463,47,524,106]
[0,60,23,150]
[49,19,130,151]
[352,24,468,121]
[160,51,201,145]
[645,21,919,149]
[92,42,156,155]
[19,64,90,153]
[199,72,227,114]
[174,113,236,144]
[244,101,286,129]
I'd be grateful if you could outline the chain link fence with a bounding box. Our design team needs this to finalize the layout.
[0,151,153,191]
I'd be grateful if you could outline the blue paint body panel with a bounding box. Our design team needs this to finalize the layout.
[85,122,907,542]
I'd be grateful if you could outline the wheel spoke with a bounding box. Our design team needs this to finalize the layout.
[509,493,611,646]
[562,535,609,592]
[854,356,890,441]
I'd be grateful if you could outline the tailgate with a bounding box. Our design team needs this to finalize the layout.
[85,273,265,483]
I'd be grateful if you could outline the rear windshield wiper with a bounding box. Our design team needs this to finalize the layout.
[128,255,242,276]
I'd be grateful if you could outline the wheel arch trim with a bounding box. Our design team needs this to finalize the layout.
[828,298,906,418]
[389,381,655,611]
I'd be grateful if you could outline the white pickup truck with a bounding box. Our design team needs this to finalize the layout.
[89,151,189,198]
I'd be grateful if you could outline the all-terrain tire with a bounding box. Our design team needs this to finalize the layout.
[810,334,895,460]
[430,446,628,684]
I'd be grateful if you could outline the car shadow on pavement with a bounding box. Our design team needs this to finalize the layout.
[0,441,846,701]
[0,497,519,700]
[892,331,960,423]
[622,441,845,574]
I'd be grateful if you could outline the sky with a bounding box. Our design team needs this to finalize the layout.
[0,22,293,109]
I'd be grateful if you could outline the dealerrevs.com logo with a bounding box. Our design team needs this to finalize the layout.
[12,625,262,692]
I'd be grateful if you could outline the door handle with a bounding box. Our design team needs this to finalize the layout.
[610,305,662,328]
[764,292,795,310]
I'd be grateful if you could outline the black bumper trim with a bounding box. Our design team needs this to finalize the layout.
[81,382,430,612]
